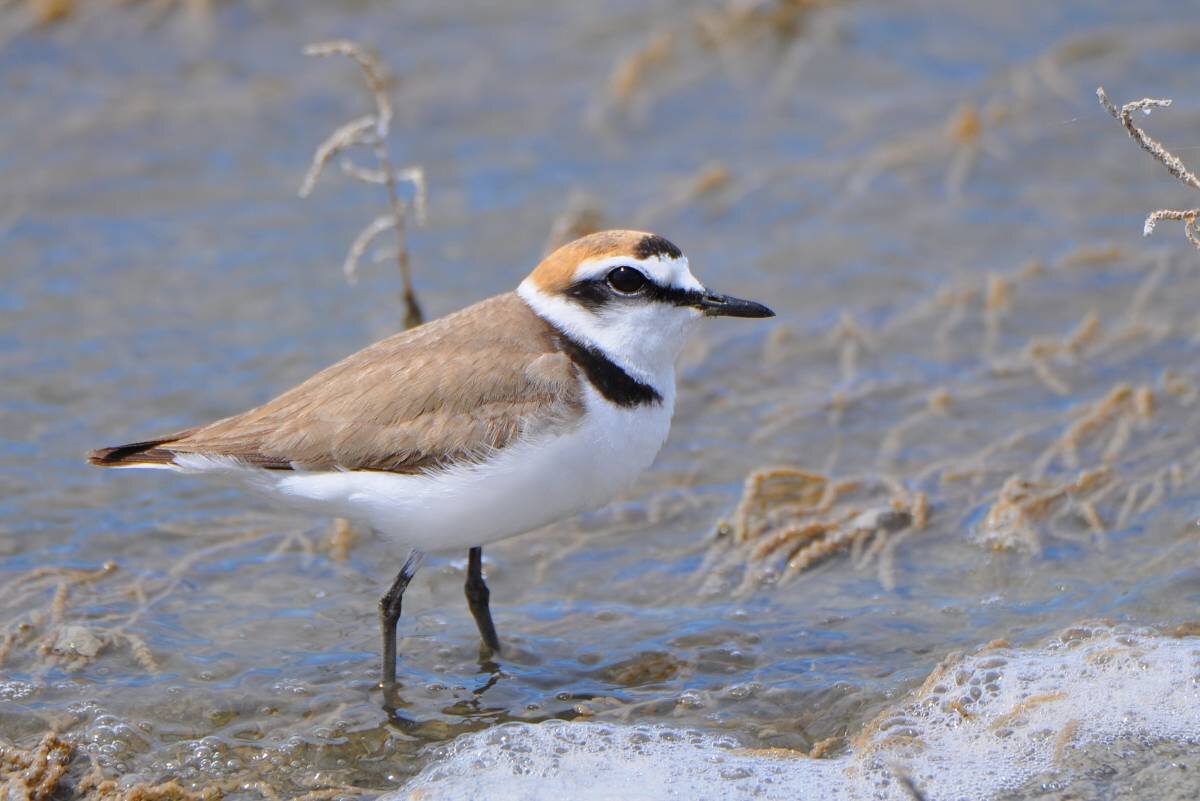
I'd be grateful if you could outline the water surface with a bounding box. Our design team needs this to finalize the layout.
[2,1,1200,797]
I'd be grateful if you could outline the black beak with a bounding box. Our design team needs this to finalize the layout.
[696,291,775,318]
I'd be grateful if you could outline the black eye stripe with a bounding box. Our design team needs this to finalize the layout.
[563,278,614,312]
[564,276,703,313]
[644,282,704,307]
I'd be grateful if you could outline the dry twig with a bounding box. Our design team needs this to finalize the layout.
[303,39,426,328]
[1097,87,1200,250]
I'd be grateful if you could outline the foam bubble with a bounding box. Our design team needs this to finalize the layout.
[389,626,1200,801]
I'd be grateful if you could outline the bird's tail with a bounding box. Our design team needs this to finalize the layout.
[88,431,193,468]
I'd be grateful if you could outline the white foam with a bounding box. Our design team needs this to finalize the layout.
[389,626,1200,801]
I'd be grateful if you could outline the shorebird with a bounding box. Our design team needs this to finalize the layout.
[90,230,773,685]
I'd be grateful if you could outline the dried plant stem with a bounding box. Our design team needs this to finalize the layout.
[1097,87,1200,251]
[1096,89,1199,190]
[377,142,422,329]
[298,115,376,199]
[1145,209,1200,248]
[304,39,425,328]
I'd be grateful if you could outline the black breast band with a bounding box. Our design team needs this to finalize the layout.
[554,331,663,408]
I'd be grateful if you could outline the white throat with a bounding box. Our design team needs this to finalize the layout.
[517,280,700,391]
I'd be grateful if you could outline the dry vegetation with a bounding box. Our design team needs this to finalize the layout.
[594,0,836,124]
[842,36,1129,199]
[1,731,367,801]
[15,0,213,30]
[301,40,427,330]
[689,75,1200,594]
[298,38,431,542]
[706,238,1200,592]
[588,22,1134,229]
[0,524,374,799]
[0,523,358,677]
[1097,87,1200,250]
[701,467,926,596]
[0,561,148,674]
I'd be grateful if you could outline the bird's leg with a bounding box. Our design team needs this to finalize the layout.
[380,550,424,688]
[465,546,501,655]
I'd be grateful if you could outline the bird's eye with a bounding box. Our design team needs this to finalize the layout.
[606,266,646,294]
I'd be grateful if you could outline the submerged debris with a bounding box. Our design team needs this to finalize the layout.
[0,527,334,677]
[975,378,1182,553]
[846,98,1009,199]
[596,0,835,123]
[1,733,71,801]
[725,239,1200,584]
[703,466,927,595]
[19,0,216,30]
[0,731,367,801]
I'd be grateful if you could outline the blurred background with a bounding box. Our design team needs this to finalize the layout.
[2,1,1200,799]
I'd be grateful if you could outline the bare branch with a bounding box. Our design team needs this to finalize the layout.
[303,38,423,327]
[339,158,386,185]
[1097,87,1199,189]
[299,115,377,198]
[306,39,392,138]
[1144,208,1200,237]
[394,166,427,226]
[342,215,396,284]
[339,161,426,226]
[1098,86,1200,250]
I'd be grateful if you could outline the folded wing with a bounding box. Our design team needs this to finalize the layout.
[89,293,582,474]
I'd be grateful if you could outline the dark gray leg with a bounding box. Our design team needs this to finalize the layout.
[380,551,423,687]
[465,547,501,655]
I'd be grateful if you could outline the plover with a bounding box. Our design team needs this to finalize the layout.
[90,230,773,685]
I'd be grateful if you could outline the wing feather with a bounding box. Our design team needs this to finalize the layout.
[89,293,582,473]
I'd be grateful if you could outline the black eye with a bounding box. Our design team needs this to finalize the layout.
[606,266,646,294]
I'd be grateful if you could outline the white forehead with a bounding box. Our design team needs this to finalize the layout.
[572,254,704,293]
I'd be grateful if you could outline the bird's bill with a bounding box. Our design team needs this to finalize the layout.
[695,291,775,318]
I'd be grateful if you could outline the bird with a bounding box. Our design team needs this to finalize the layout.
[89,230,774,687]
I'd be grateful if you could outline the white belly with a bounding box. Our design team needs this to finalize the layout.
[224,383,675,552]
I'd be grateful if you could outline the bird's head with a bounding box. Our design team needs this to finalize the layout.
[518,230,773,382]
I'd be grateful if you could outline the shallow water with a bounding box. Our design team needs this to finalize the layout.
[394,625,1200,800]
[2,0,1200,798]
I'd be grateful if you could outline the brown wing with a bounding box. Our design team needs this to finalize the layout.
[90,293,582,473]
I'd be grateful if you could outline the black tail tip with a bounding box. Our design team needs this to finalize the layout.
[88,445,129,466]
[87,439,177,467]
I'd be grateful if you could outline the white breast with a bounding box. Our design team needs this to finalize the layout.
[214,380,676,552]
